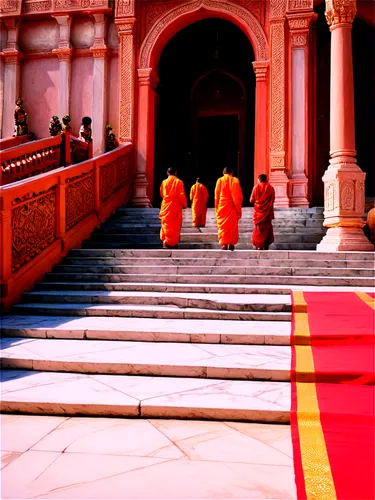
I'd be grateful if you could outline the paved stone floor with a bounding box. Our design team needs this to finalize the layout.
[1,414,296,499]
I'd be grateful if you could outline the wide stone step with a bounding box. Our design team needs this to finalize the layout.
[12,303,291,321]
[22,291,292,312]
[67,248,375,260]
[43,272,375,286]
[1,338,291,381]
[33,281,375,294]
[0,370,290,422]
[61,257,375,269]
[100,225,324,235]
[116,207,324,214]
[0,316,291,344]
[51,264,374,278]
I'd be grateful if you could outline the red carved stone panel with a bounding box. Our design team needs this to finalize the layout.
[100,152,132,202]
[11,187,56,273]
[0,0,22,16]
[65,171,95,231]
[116,0,134,17]
[21,0,110,15]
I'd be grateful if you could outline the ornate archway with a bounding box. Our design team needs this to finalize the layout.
[132,0,269,206]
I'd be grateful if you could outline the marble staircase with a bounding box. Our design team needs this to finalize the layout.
[1,209,374,422]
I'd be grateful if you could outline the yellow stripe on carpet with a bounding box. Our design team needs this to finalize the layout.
[355,292,375,311]
[293,291,337,500]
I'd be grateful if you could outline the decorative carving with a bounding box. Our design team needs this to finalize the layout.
[139,0,268,66]
[22,0,109,13]
[340,180,355,210]
[14,98,28,137]
[252,60,269,81]
[288,0,313,11]
[270,0,287,20]
[100,153,131,202]
[49,116,62,136]
[116,0,134,17]
[0,0,22,15]
[325,0,357,26]
[355,181,364,214]
[325,182,334,211]
[288,17,310,29]
[270,21,285,153]
[65,171,95,231]
[292,33,307,46]
[118,25,134,140]
[270,154,286,168]
[23,0,52,13]
[52,48,72,61]
[11,187,56,273]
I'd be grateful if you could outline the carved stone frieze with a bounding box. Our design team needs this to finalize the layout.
[325,0,357,26]
[139,0,268,66]
[0,0,22,16]
[20,0,110,15]
[115,0,134,17]
[291,33,307,46]
[288,0,313,11]
[23,0,52,13]
[65,171,95,231]
[11,186,57,273]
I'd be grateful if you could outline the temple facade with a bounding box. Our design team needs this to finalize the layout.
[0,1,374,219]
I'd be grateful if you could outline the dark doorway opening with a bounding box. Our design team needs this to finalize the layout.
[154,18,255,206]
[195,115,239,205]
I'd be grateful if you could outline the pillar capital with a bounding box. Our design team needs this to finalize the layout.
[52,15,72,51]
[115,18,136,35]
[325,0,356,27]
[137,68,158,90]
[3,18,21,52]
[252,61,269,82]
[2,49,22,64]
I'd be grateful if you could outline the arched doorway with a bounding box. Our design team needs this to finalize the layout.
[154,18,255,205]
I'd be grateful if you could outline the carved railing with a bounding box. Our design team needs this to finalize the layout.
[0,134,35,151]
[0,143,133,311]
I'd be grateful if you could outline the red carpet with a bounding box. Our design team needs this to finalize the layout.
[291,291,375,500]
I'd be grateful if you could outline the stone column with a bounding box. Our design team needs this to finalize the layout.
[269,1,289,206]
[287,12,316,207]
[2,19,22,138]
[132,68,156,207]
[116,19,135,142]
[317,0,373,251]
[52,16,72,120]
[252,61,269,184]
[90,14,109,156]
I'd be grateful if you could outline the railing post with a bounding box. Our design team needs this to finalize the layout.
[56,175,66,248]
[94,160,101,217]
[0,197,13,299]
[62,132,71,166]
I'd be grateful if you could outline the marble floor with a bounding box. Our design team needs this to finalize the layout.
[1,414,296,499]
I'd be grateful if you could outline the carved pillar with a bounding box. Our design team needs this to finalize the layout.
[287,12,316,207]
[90,14,109,156]
[2,19,22,138]
[116,19,135,142]
[52,16,72,120]
[132,68,156,207]
[317,0,373,251]
[252,61,269,183]
[269,1,289,206]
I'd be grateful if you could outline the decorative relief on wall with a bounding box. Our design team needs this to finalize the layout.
[11,187,56,273]
[288,0,313,11]
[325,0,356,26]
[340,180,355,211]
[355,181,364,214]
[325,182,334,211]
[270,21,285,155]
[270,0,286,20]
[140,0,268,66]
[288,17,310,29]
[23,0,52,13]
[292,33,307,46]
[100,159,117,202]
[117,23,134,140]
[116,0,134,17]
[65,171,94,231]
[0,0,22,16]
[21,0,109,14]
[116,151,131,187]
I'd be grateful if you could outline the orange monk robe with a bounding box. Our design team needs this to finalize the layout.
[215,174,243,246]
[250,182,275,249]
[190,182,209,227]
[159,175,187,247]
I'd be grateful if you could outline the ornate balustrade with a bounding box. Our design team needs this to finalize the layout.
[0,134,35,151]
[0,143,133,311]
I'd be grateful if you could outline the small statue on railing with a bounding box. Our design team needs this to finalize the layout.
[62,114,72,133]
[49,116,62,136]
[106,124,119,152]
[79,116,92,143]
[13,98,28,137]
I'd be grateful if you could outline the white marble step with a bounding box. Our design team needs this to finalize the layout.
[43,273,375,287]
[12,303,291,321]
[1,338,291,381]
[22,291,292,312]
[33,282,375,294]
[0,316,291,344]
[0,370,290,422]
[67,248,375,260]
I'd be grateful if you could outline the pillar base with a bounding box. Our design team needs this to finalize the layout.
[289,178,309,208]
[270,171,290,208]
[317,226,374,252]
[131,174,152,208]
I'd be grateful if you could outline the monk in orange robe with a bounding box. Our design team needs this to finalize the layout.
[159,167,187,249]
[215,167,243,251]
[190,177,209,227]
[250,174,276,250]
